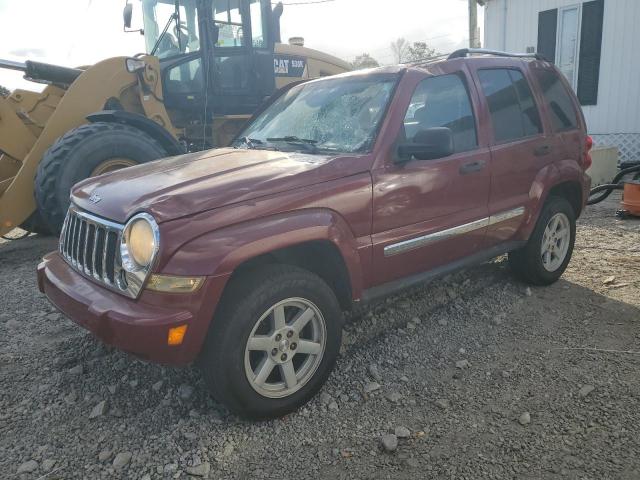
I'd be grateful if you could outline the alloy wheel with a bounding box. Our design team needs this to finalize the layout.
[541,212,571,272]
[244,297,327,399]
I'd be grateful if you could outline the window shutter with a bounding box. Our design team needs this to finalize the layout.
[537,9,558,63]
[577,0,604,105]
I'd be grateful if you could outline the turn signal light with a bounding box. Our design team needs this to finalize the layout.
[168,325,188,346]
[147,275,204,293]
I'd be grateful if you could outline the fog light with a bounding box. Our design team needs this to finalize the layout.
[147,275,204,293]
[168,325,188,346]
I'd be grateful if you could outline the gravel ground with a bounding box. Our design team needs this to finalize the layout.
[1,193,639,479]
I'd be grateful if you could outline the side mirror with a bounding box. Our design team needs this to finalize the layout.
[123,3,133,29]
[397,127,454,162]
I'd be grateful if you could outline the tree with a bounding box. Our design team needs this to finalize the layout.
[390,38,409,63]
[351,53,380,70]
[406,41,437,62]
[0,85,9,97]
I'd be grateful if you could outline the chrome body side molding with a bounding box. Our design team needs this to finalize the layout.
[384,206,525,257]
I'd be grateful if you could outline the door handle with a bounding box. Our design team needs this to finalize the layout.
[533,144,552,157]
[459,160,485,175]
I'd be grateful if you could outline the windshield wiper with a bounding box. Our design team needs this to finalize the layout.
[266,136,320,153]
[235,136,280,151]
[266,136,318,144]
[236,136,264,149]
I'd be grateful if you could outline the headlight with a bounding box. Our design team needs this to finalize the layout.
[120,213,159,272]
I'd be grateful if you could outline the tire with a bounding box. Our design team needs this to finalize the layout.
[199,264,343,419]
[19,210,52,236]
[34,122,167,234]
[509,196,576,286]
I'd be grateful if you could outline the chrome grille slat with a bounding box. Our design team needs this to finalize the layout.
[58,206,143,298]
[91,225,100,279]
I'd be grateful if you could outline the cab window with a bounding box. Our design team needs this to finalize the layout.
[403,73,478,153]
[142,0,200,58]
[213,0,245,47]
[250,0,268,48]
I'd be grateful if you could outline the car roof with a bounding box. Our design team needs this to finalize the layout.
[340,49,550,79]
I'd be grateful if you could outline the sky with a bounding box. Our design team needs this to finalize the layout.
[0,0,483,92]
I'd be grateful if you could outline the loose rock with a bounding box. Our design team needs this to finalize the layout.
[178,384,194,400]
[395,426,411,438]
[455,359,470,369]
[17,460,38,474]
[579,385,595,398]
[381,434,398,452]
[385,391,402,403]
[89,400,108,419]
[112,451,132,470]
[519,412,531,425]
[186,462,211,477]
[364,382,381,394]
[368,363,382,382]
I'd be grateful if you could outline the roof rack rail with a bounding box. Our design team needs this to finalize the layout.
[447,48,548,61]
[405,53,450,68]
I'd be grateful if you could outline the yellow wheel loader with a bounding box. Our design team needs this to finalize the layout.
[0,0,350,236]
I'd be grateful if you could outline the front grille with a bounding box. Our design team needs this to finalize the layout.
[59,207,132,296]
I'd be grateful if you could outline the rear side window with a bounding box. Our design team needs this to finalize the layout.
[478,69,543,142]
[533,68,579,131]
[403,73,477,153]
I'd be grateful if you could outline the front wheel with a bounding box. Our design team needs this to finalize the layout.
[509,196,576,285]
[199,265,343,419]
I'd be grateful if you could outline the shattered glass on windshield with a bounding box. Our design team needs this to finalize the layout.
[237,74,398,154]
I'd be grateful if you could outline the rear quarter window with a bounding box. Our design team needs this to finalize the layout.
[478,68,543,143]
[532,68,579,131]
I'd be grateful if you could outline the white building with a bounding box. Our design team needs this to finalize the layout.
[482,0,640,164]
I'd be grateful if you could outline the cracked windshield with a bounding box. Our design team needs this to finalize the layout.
[237,74,398,154]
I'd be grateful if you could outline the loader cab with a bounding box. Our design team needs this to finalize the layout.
[137,0,285,120]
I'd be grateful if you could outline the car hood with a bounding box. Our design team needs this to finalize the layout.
[72,148,364,224]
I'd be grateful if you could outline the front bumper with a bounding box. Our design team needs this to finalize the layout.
[37,252,229,365]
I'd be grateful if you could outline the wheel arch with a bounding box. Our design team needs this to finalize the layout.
[160,208,365,308]
[519,160,588,239]
[87,110,185,156]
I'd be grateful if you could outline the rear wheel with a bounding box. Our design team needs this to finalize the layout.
[199,265,343,419]
[34,122,167,234]
[509,196,576,285]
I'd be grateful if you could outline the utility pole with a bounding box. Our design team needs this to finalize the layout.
[468,0,479,48]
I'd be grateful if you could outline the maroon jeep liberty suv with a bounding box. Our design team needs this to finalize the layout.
[38,49,592,418]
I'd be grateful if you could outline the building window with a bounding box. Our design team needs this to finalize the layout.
[537,0,604,106]
[557,5,581,90]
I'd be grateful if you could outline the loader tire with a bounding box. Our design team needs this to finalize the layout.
[35,122,167,234]
[19,211,52,236]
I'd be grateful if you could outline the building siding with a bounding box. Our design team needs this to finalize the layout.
[484,0,640,162]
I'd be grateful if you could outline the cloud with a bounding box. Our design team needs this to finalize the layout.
[8,48,47,59]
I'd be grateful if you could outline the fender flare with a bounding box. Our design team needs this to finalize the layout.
[161,208,365,300]
[86,110,185,156]
[519,159,587,238]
